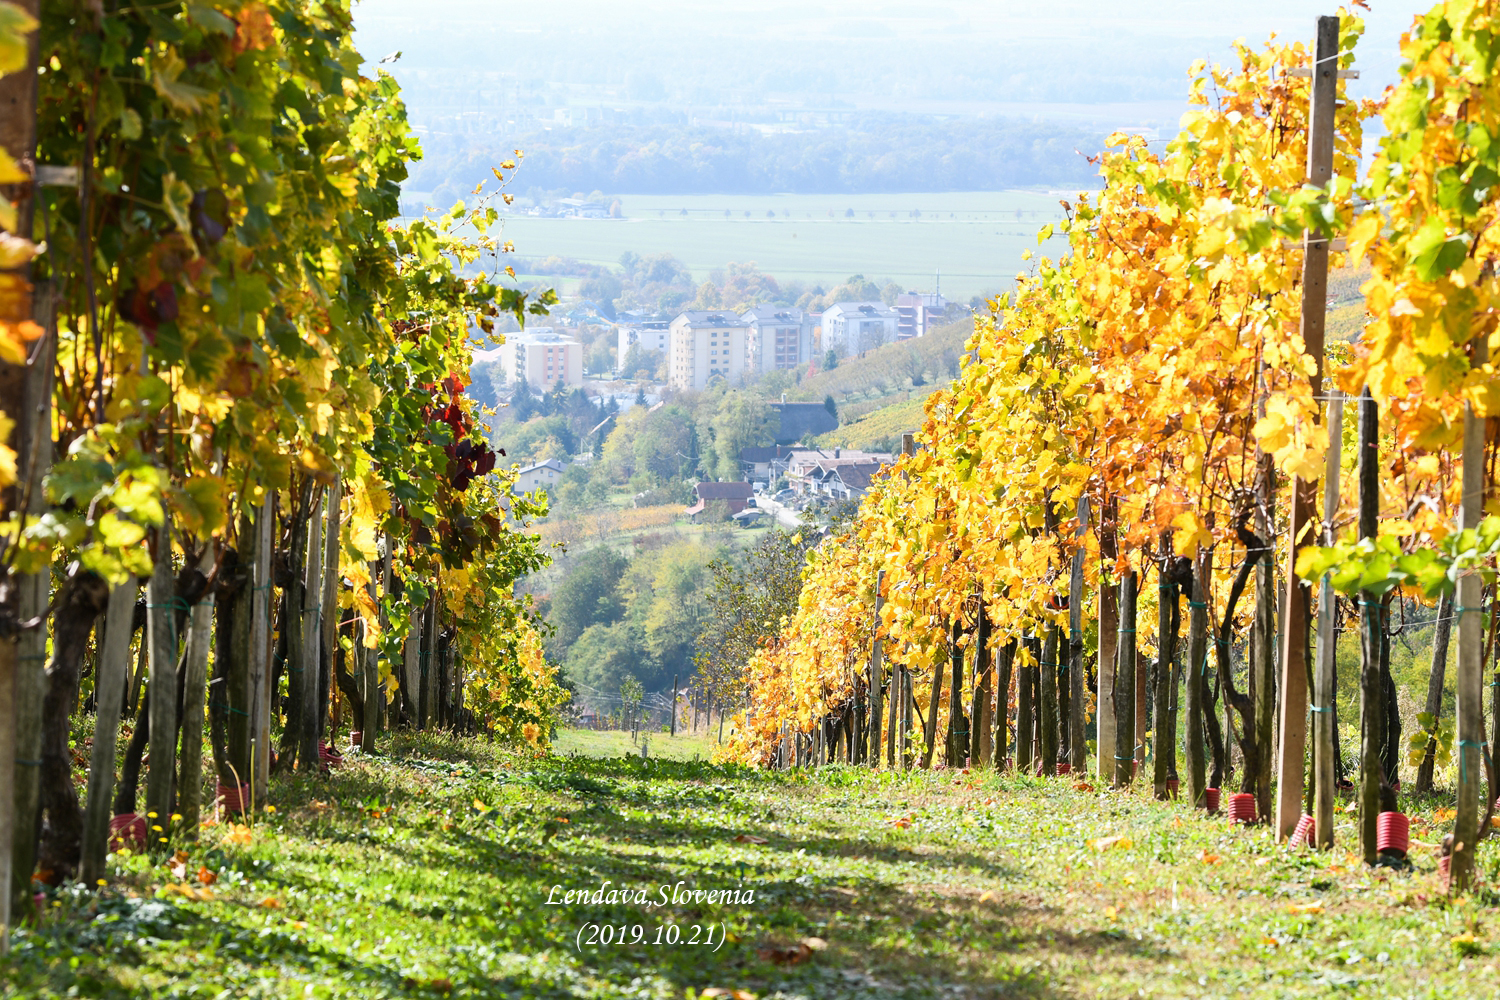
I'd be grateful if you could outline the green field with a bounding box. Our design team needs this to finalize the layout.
[494,191,1076,302]
[553,727,722,762]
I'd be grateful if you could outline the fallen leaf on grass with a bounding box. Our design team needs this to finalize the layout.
[1198,850,1221,865]
[310,799,331,812]
[1087,835,1132,852]
[258,896,282,909]
[979,890,997,903]
[402,976,454,994]
[1262,936,1280,948]
[1436,808,1456,822]
[163,883,215,902]
[733,834,768,844]
[196,866,217,885]
[1104,905,1119,921]
[1254,857,1272,866]
[1286,901,1324,915]
[700,990,757,999]
[755,937,825,965]
[223,824,252,846]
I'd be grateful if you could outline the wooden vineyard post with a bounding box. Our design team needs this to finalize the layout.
[1154,541,1174,800]
[1040,624,1059,776]
[1454,342,1487,888]
[1097,497,1119,779]
[251,503,273,805]
[145,515,179,833]
[670,672,678,736]
[1313,390,1342,848]
[1356,389,1384,865]
[178,545,217,834]
[922,652,944,769]
[973,602,993,767]
[868,570,885,768]
[80,580,140,884]
[1114,570,1138,788]
[1016,632,1034,775]
[298,491,324,771]
[1276,12,1340,842]
[1185,550,1211,808]
[1069,499,1088,775]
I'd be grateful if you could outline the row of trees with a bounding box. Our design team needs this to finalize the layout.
[0,0,562,940]
[725,3,1500,893]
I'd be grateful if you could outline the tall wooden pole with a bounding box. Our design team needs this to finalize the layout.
[178,546,216,834]
[251,503,273,803]
[1276,13,1339,842]
[298,492,323,770]
[1357,389,1384,865]
[145,517,179,833]
[1114,570,1138,788]
[1185,550,1211,808]
[1096,497,1118,778]
[868,570,885,768]
[80,580,139,883]
[1313,390,1342,849]
[1454,341,1487,888]
[1069,498,1088,775]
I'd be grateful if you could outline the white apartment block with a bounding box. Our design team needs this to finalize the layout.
[822,302,900,357]
[616,321,671,369]
[742,306,813,373]
[510,328,583,389]
[669,311,749,390]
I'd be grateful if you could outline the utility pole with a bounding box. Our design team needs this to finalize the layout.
[1276,14,1344,842]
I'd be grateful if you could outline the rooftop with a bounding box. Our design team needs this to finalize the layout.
[674,311,750,328]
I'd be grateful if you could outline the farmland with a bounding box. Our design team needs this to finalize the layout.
[487,191,1076,302]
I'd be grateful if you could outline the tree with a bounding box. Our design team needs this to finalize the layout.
[706,392,774,480]
[824,350,839,372]
[547,547,629,654]
[824,394,838,421]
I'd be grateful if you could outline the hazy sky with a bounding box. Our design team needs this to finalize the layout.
[354,1,1436,121]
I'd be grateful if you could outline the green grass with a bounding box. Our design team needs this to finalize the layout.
[553,727,722,762]
[12,733,1497,999]
[498,191,1072,302]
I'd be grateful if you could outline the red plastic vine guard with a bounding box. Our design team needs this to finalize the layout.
[1204,787,1221,814]
[1166,778,1179,799]
[1440,854,1452,887]
[1377,811,1410,858]
[1057,762,1071,775]
[108,813,147,852]
[318,743,344,770]
[1228,792,1257,824]
[349,731,362,748]
[217,781,251,814]
[1289,814,1315,848]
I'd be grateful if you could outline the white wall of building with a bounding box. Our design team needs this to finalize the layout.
[669,313,748,390]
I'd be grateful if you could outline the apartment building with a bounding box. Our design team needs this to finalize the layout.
[509,328,583,389]
[616,318,672,371]
[668,311,749,390]
[821,302,900,356]
[742,306,813,373]
[895,292,947,340]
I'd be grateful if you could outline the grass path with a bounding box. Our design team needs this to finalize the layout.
[9,733,1495,998]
